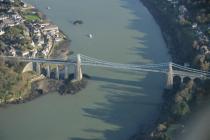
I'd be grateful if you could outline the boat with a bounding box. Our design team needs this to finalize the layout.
[87,34,93,39]
[47,6,51,10]
[73,20,83,25]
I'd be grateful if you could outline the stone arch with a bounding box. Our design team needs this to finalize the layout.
[173,75,182,89]
[41,67,47,76]
[183,77,192,84]
[22,62,33,73]
[194,77,202,86]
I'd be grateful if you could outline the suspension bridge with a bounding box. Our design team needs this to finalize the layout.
[1,54,210,88]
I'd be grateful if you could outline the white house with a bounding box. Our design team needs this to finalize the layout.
[11,13,22,20]
[22,51,30,57]
[0,29,5,35]
[0,15,9,21]
[42,25,59,34]
[179,5,187,13]
[9,48,16,56]
[192,23,197,29]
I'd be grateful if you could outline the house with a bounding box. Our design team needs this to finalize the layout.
[22,51,30,57]
[42,25,59,34]
[20,1,27,8]
[31,41,35,47]
[33,28,40,34]
[36,37,45,46]
[55,37,62,42]
[3,19,15,27]
[0,15,9,21]
[31,49,37,57]
[0,28,5,35]
[9,47,16,56]
[42,48,50,56]
[179,5,188,15]
[39,22,50,28]
[199,35,209,44]
[11,13,22,20]
[192,23,197,29]
[200,45,209,54]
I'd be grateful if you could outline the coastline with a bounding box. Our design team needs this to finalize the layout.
[140,0,195,65]
[130,1,210,140]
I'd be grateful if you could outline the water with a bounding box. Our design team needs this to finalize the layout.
[0,0,170,140]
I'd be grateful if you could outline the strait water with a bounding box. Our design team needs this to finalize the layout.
[0,0,170,140]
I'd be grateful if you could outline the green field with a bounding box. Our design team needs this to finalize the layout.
[24,14,40,21]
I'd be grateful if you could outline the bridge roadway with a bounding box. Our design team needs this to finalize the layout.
[0,55,76,65]
[1,54,210,79]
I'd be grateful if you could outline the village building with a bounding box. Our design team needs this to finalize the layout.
[22,51,30,57]
[38,22,50,28]
[42,24,59,35]
[192,23,198,29]
[31,49,37,57]
[179,5,188,15]
[3,18,15,27]
[0,15,9,21]
[200,45,209,54]
[0,28,5,35]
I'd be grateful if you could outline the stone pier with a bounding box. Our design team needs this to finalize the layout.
[36,62,41,75]
[180,76,184,83]
[46,65,51,78]
[56,65,59,80]
[74,54,83,81]
[166,62,173,89]
[64,65,68,79]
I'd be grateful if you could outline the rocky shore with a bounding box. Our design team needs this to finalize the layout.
[6,78,87,105]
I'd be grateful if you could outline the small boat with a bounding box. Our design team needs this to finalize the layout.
[73,20,83,25]
[87,34,93,39]
[47,6,51,10]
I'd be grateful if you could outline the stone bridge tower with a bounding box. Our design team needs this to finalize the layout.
[166,62,173,89]
[75,54,83,81]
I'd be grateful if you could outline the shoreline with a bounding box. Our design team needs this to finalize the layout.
[130,1,210,140]
[137,0,189,138]
[140,0,195,65]
[140,0,178,63]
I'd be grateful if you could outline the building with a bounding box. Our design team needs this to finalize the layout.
[22,51,30,57]
[9,47,16,56]
[42,25,59,34]
[0,28,5,35]
[179,5,188,15]
[11,13,22,20]
[3,19,15,27]
[192,23,197,29]
[0,15,9,21]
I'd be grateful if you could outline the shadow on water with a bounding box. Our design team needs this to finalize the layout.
[69,0,169,140]
[69,75,163,140]
[69,72,165,140]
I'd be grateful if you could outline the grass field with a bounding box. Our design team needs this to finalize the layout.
[24,14,40,21]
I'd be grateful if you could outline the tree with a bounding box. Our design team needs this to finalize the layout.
[172,101,190,118]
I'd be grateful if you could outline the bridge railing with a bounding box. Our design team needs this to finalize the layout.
[1,54,210,79]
